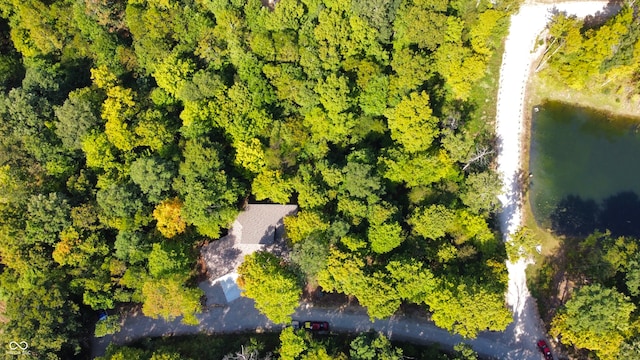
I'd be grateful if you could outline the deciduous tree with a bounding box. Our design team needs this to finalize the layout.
[551,284,635,359]
[237,251,301,324]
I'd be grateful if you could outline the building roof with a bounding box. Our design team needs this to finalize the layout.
[236,204,298,245]
[200,204,298,299]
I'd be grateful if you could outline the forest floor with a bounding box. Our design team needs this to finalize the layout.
[495,0,610,357]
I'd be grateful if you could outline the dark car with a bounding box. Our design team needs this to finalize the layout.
[97,309,108,321]
[537,340,553,360]
[303,321,329,332]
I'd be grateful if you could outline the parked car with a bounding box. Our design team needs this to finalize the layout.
[291,320,300,329]
[303,321,329,332]
[537,339,553,360]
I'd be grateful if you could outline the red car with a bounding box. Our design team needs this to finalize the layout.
[303,321,329,332]
[537,340,553,360]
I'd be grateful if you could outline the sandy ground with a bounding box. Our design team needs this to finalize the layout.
[496,0,610,356]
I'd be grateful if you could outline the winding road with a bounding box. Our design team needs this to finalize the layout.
[92,2,611,359]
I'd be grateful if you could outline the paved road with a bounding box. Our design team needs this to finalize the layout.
[93,279,543,359]
[93,291,539,360]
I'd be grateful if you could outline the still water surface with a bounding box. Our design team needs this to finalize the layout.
[529,102,640,237]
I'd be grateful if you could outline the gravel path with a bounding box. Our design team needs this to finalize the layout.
[496,0,610,357]
[92,3,613,359]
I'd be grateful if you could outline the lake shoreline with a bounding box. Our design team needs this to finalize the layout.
[528,77,640,123]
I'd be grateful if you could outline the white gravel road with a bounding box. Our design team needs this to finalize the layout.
[496,0,610,358]
[92,2,614,359]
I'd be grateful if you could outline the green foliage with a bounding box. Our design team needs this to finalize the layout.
[142,274,203,325]
[238,251,302,324]
[505,227,538,262]
[54,87,103,150]
[96,181,150,230]
[368,221,403,254]
[129,156,176,203]
[279,327,308,360]
[94,314,122,338]
[0,275,83,358]
[0,0,513,352]
[453,343,478,360]
[284,210,330,243]
[26,192,71,245]
[460,171,502,215]
[385,91,439,153]
[551,283,636,360]
[427,280,512,338]
[543,6,637,92]
[148,242,191,278]
[410,205,455,240]
[252,169,294,204]
[290,235,330,285]
[174,138,243,237]
[349,332,403,360]
[317,248,367,296]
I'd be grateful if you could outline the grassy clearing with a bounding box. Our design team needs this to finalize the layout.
[530,71,640,121]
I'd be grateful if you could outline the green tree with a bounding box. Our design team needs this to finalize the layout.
[551,284,636,360]
[317,248,367,296]
[350,332,403,360]
[460,171,502,215]
[237,251,301,324]
[129,156,176,203]
[409,204,455,240]
[453,343,478,360]
[54,87,103,150]
[368,221,403,254]
[94,314,122,338]
[25,192,71,245]
[284,210,330,244]
[427,280,512,338]
[141,274,203,325]
[385,91,439,153]
[252,169,294,204]
[96,181,150,230]
[173,138,243,237]
[147,242,191,278]
[290,235,329,285]
[279,327,308,360]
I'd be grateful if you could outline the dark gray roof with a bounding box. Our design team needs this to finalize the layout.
[236,204,298,245]
[200,204,298,281]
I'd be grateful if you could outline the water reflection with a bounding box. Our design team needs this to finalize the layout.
[550,192,640,238]
[529,102,640,235]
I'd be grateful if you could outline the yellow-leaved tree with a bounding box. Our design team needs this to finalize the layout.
[153,198,187,239]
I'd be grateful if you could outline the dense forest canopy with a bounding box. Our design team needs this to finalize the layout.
[0,0,519,358]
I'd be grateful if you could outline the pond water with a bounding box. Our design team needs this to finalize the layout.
[529,101,640,238]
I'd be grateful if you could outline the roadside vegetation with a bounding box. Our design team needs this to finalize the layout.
[526,3,640,359]
[0,0,519,358]
[97,331,481,360]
